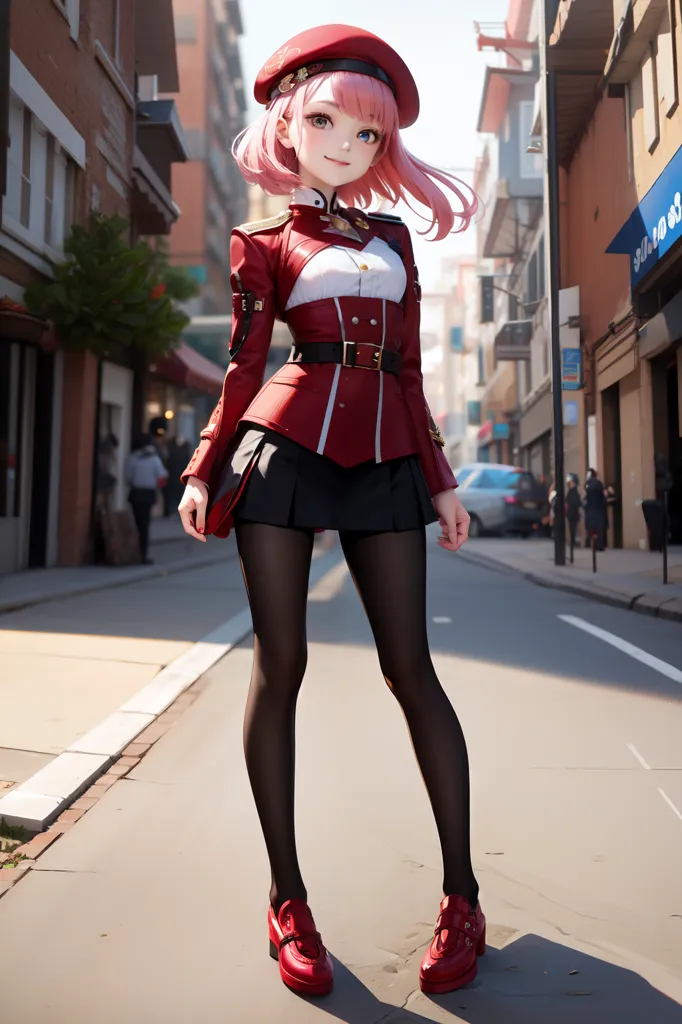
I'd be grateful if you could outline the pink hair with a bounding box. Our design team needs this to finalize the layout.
[233,72,478,241]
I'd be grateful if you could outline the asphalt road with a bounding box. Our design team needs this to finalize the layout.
[0,526,681,1023]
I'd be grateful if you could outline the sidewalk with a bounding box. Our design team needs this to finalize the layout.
[0,534,244,809]
[458,537,682,622]
[0,532,340,830]
[0,517,219,614]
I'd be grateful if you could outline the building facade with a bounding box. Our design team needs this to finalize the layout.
[0,0,187,572]
[169,0,248,328]
[475,3,547,471]
[553,0,682,548]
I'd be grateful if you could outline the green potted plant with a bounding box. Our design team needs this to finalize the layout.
[25,215,197,359]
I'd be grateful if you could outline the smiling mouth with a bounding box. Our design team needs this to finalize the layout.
[324,156,351,166]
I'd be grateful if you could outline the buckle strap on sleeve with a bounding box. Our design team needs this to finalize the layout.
[229,271,265,358]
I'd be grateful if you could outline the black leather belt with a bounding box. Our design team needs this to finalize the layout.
[289,341,402,376]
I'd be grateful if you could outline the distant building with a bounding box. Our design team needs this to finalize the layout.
[169,0,249,325]
[474,1,545,471]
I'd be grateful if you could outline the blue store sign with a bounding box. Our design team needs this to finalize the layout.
[450,326,464,352]
[607,143,682,288]
[561,348,582,390]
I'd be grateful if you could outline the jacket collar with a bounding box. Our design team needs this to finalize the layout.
[290,186,340,214]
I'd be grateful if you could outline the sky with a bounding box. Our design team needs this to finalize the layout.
[238,0,509,290]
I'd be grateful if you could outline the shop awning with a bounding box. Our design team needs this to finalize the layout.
[152,342,226,397]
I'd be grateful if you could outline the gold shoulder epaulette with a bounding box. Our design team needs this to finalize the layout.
[367,211,404,225]
[238,210,293,235]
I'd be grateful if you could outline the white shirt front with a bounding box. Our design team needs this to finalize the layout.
[285,188,407,311]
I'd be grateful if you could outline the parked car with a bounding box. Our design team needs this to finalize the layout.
[454,463,546,537]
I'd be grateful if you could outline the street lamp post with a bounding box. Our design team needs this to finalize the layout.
[541,0,566,566]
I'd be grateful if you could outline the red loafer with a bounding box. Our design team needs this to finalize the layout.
[419,894,486,994]
[268,898,334,997]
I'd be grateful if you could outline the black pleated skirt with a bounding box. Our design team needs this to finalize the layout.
[229,424,437,532]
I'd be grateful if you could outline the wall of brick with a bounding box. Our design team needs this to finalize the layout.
[11,0,135,224]
[10,1,139,564]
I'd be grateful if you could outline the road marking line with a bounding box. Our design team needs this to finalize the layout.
[432,616,452,624]
[627,744,651,770]
[558,615,682,684]
[658,788,682,823]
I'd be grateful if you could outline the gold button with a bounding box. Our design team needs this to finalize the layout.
[359,263,369,271]
[351,317,359,324]
[370,318,378,325]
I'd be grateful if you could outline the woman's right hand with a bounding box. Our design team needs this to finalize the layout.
[178,476,209,542]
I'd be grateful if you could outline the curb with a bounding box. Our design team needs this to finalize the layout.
[0,546,344,840]
[457,548,682,624]
[0,546,236,616]
[0,672,215,896]
[0,608,254,833]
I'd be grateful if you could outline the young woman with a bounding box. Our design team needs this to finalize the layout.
[178,25,484,998]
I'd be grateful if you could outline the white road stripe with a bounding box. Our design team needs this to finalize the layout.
[558,615,682,684]
[432,616,452,624]
[658,788,682,823]
[627,743,651,770]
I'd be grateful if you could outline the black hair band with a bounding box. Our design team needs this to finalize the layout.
[268,58,396,102]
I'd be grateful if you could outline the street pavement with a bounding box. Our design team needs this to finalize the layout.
[0,526,681,1022]
[460,537,682,622]
[0,533,240,792]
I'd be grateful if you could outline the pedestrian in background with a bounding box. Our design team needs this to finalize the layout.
[584,468,606,551]
[125,434,168,564]
[565,473,582,561]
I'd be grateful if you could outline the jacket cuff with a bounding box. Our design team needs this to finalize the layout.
[180,437,219,487]
[422,443,458,497]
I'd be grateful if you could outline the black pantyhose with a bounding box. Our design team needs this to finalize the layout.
[236,521,479,913]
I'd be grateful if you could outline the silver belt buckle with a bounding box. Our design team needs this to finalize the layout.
[342,341,357,367]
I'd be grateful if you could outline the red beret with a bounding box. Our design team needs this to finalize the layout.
[255,24,419,129]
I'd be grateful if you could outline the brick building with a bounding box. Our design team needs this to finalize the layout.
[0,0,187,571]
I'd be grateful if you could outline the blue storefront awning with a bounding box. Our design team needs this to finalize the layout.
[607,143,682,289]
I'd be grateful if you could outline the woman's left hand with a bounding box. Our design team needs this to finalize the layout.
[433,489,470,552]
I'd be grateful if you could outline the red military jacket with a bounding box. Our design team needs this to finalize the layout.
[181,193,457,511]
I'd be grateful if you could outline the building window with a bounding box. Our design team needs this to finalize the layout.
[642,42,660,152]
[112,0,121,64]
[5,95,77,255]
[624,84,635,181]
[526,250,538,306]
[20,106,32,227]
[537,233,546,298]
[519,101,543,178]
[44,134,55,246]
[99,0,121,65]
[174,13,198,43]
[53,0,80,40]
[656,3,678,117]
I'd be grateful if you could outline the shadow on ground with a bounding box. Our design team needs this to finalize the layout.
[2,534,681,702]
[299,935,682,1023]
